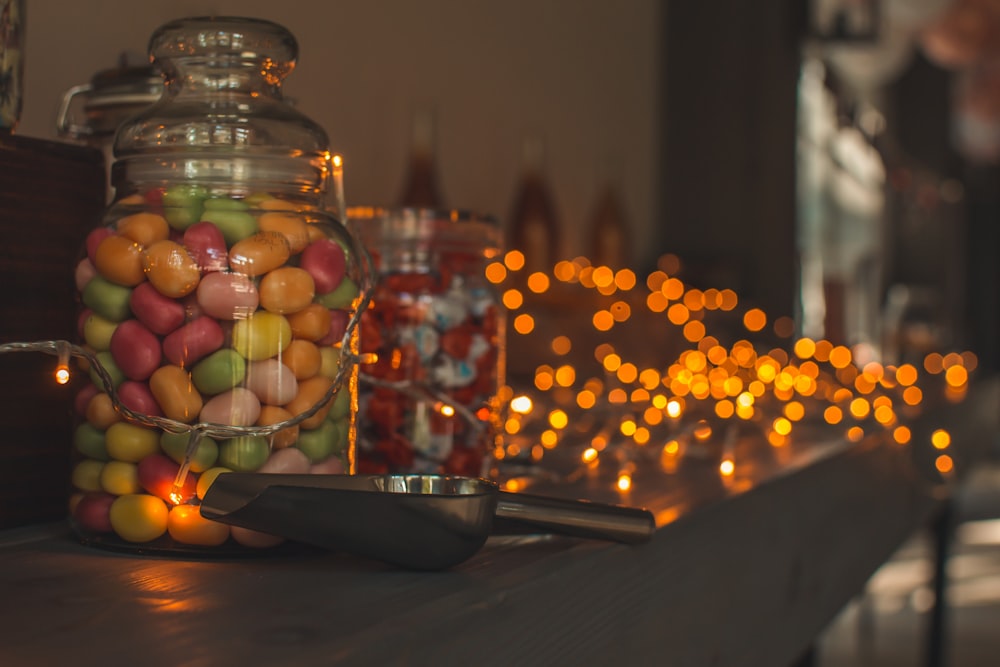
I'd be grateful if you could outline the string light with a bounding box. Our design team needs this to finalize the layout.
[497,249,976,494]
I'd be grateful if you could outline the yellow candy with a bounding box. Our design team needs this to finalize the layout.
[142,240,201,298]
[232,312,292,361]
[105,422,160,462]
[71,460,106,492]
[196,466,232,500]
[228,231,291,277]
[100,461,141,495]
[149,365,204,423]
[94,234,146,286]
[117,212,170,246]
[109,494,168,543]
[318,346,341,379]
[167,504,230,546]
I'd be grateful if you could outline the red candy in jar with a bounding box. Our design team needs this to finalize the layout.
[350,208,504,477]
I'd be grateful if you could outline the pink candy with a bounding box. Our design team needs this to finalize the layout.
[110,320,162,381]
[119,380,163,417]
[300,238,346,294]
[163,316,225,366]
[85,228,114,264]
[196,271,260,320]
[245,359,298,405]
[130,282,186,335]
[200,387,262,426]
[183,221,230,273]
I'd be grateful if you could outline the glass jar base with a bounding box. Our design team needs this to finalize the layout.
[72,525,320,559]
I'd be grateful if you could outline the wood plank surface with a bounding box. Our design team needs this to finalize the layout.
[0,379,995,667]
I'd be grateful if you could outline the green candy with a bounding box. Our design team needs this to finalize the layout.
[218,435,270,472]
[73,423,109,461]
[82,312,118,351]
[201,209,258,246]
[89,350,125,390]
[163,184,208,230]
[327,388,352,421]
[160,431,219,473]
[295,420,344,463]
[191,349,246,395]
[82,276,132,322]
[315,277,359,309]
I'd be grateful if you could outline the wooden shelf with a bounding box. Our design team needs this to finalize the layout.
[0,379,995,666]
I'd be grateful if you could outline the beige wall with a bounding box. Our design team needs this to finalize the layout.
[19,0,662,266]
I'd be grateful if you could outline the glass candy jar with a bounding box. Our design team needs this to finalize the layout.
[69,17,369,552]
[351,207,505,478]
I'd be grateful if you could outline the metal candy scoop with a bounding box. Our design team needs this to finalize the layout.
[200,473,656,570]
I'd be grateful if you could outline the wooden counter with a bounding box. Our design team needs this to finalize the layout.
[0,379,996,667]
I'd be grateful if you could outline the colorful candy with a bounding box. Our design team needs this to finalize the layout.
[355,221,501,477]
[108,494,169,543]
[72,190,360,549]
[196,271,259,319]
[163,316,225,366]
[110,319,162,381]
[129,282,186,335]
[142,240,201,298]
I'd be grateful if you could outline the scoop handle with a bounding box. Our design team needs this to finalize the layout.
[494,491,656,544]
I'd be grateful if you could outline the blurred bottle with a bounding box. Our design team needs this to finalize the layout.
[396,107,445,208]
[587,155,631,268]
[507,136,560,275]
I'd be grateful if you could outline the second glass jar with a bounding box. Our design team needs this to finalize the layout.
[351,208,505,478]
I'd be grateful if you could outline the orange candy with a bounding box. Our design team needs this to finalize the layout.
[228,232,291,277]
[117,212,170,246]
[285,375,335,429]
[256,405,300,449]
[282,339,322,380]
[259,267,315,314]
[142,240,201,298]
[94,235,145,286]
[86,392,121,430]
[286,303,332,341]
[258,211,310,254]
[306,224,327,243]
[149,365,204,423]
[167,504,231,546]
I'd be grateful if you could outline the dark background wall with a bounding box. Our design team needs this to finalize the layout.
[656,0,804,321]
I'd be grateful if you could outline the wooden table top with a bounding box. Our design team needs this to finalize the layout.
[1,379,996,667]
